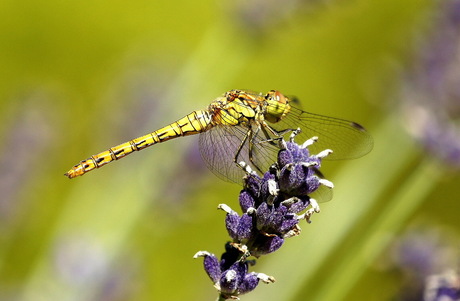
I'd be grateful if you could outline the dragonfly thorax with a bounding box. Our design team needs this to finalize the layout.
[264,90,291,124]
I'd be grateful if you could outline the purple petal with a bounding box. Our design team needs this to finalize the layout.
[220,269,239,294]
[279,215,299,233]
[238,272,261,294]
[220,262,248,295]
[288,196,310,213]
[236,213,254,241]
[225,213,241,240]
[306,176,321,194]
[239,190,255,212]
[278,148,294,167]
[253,236,284,256]
[244,175,262,196]
[203,254,221,284]
[265,236,284,254]
[255,202,271,229]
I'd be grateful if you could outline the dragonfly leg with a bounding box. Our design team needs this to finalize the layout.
[247,126,265,174]
[259,125,282,147]
[233,126,265,175]
[233,128,250,167]
[257,122,295,148]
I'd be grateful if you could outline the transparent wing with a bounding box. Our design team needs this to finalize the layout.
[198,124,247,184]
[270,105,374,160]
[198,122,280,185]
[310,184,333,203]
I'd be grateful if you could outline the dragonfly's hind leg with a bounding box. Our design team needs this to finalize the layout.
[233,128,251,171]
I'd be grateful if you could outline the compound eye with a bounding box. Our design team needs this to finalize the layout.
[272,90,287,104]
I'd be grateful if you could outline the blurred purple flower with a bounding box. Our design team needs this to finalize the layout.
[424,269,460,301]
[228,0,331,36]
[385,224,459,301]
[401,0,460,166]
[54,235,109,285]
[0,91,54,221]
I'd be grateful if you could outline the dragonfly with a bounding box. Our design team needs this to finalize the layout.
[65,90,373,189]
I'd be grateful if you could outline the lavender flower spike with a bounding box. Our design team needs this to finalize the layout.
[195,129,333,300]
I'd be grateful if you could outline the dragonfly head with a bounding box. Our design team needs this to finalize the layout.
[264,90,291,123]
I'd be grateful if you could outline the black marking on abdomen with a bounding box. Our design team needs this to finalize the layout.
[157,131,171,140]
[171,123,183,136]
[134,139,147,149]
[186,113,200,132]
[113,149,124,156]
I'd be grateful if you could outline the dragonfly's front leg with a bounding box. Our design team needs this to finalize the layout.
[233,126,265,175]
[259,121,294,148]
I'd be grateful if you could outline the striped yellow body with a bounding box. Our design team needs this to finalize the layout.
[65,109,214,178]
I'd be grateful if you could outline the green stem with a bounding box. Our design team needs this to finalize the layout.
[216,293,231,301]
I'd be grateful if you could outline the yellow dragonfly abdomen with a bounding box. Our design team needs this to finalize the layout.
[65,109,212,178]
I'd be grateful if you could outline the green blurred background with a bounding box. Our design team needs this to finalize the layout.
[1,0,458,300]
